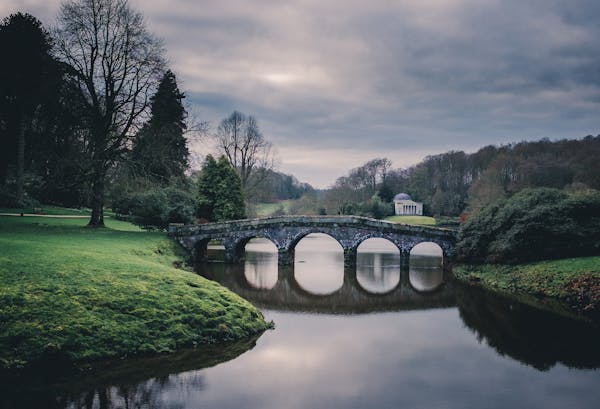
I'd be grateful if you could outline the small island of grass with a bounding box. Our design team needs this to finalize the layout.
[0,215,271,371]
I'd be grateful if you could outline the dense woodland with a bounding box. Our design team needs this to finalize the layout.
[323,136,600,218]
[1,4,599,229]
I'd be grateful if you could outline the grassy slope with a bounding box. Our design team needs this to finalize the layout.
[254,201,292,217]
[454,257,600,316]
[0,216,270,370]
[385,215,437,225]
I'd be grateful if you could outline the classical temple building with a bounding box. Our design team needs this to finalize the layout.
[393,193,423,216]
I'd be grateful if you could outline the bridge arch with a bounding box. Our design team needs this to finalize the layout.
[288,230,344,253]
[356,237,401,254]
[242,238,279,290]
[352,234,400,252]
[169,215,457,266]
[408,241,445,293]
[226,233,279,264]
[409,241,446,266]
[192,238,210,263]
[355,238,401,295]
[409,267,445,293]
[193,237,229,263]
[292,233,345,296]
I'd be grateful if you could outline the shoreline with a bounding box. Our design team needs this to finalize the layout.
[453,257,600,322]
[0,215,272,371]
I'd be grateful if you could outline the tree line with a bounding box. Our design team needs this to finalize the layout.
[0,1,294,228]
[322,136,600,218]
[2,1,598,226]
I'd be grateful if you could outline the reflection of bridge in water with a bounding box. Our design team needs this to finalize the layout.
[199,259,456,315]
[170,216,457,266]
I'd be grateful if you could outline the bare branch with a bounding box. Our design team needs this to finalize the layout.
[214,111,276,192]
[52,0,165,225]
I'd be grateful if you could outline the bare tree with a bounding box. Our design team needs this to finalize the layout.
[214,110,275,193]
[54,0,164,226]
[363,158,392,192]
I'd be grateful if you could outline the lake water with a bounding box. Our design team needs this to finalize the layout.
[4,234,600,408]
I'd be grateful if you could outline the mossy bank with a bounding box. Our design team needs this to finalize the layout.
[0,216,271,371]
[454,256,600,320]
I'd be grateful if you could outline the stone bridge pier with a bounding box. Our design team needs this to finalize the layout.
[169,216,457,267]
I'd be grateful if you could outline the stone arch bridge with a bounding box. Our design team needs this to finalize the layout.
[169,216,457,266]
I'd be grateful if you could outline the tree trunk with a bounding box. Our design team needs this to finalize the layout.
[16,116,26,205]
[88,165,105,227]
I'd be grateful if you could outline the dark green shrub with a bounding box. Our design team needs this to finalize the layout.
[163,186,197,225]
[132,190,169,228]
[457,188,600,264]
[435,216,461,228]
[196,155,246,222]
[336,198,393,219]
[113,187,196,229]
[365,197,394,219]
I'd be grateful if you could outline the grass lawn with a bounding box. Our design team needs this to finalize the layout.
[0,215,270,370]
[454,257,600,316]
[0,205,117,218]
[0,205,92,216]
[385,215,437,225]
[253,200,292,217]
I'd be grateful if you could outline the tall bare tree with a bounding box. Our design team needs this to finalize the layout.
[214,111,274,194]
[54,0,164,226]
[363,158,392,193]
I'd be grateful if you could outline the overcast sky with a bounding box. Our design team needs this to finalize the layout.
[3,0,600,187]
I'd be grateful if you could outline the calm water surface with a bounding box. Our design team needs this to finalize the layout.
[4,234,600,408]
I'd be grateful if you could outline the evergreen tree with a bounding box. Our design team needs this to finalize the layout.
[197,155,219,221]
[131,70,188,181]
[214,156,246,221]
[197,155,246,222]
[0,13,56,203]
[377,182,395,202]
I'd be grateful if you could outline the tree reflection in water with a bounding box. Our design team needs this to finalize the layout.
[7,237,600,409]
[455,283,600,371]
[1,336,260,409]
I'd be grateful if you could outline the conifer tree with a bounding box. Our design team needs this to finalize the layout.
[214,156,246,221]
[0,13,56,203]
[197,155,246,221]
[131,70,188,181]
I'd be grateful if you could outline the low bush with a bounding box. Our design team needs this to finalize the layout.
[113,186,196,229]
[457,188,600,264]
[338,197,394,219]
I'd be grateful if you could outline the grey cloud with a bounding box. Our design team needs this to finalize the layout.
[3,0,599,187]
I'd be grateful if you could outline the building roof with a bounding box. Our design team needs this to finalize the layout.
[394,193,412,201]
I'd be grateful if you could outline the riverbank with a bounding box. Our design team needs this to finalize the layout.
[454,256,600,320]
[0,215,271,371]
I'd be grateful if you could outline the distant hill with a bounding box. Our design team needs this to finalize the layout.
[249,169,314,203]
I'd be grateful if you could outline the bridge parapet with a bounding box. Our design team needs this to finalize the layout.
[169,215,457,266]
